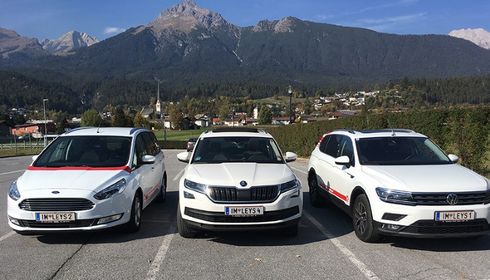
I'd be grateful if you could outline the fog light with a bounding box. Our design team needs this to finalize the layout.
[184,191,195,199]
[381,223,401,231]
[8,216,20,226]
[97,214,123,225]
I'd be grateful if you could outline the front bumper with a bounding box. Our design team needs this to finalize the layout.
[376,219,490,238]
[7,188,132,232]
[179,186,303,227]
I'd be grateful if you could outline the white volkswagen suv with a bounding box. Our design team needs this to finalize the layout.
[8,127,167,234]
[308,129,489,242]
[176,128,303,238]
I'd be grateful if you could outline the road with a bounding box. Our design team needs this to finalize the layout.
[0,151,489,280]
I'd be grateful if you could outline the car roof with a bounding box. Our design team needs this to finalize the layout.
[61,127,149,137]
[200,127,273,139]
[328,129,427,139]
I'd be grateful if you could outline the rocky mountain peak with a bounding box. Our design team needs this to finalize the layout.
[42,30,98,55]
[148,0,230,33]
[252,16,302,33]
[449,28,490,50]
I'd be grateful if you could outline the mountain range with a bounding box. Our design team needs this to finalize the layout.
[1,0,490,100]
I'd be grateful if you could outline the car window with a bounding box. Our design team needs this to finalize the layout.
[324,134,343,158]
[34,136,131,167]
[339,136,355,166]
[133,134,148,167]
[319,135,329,153]
[142,132,159,156]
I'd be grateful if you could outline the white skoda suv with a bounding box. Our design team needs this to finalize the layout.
[308,129,490,242]
[8,127,167,234]
[176,128,303,238]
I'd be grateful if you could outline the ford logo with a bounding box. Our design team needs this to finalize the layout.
[446,193,458,205]
[52,191,60,194]
[240,181,247,187]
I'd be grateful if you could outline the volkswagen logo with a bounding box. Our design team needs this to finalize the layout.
[239,181,247,187]
[446,193,458,205]
[52,191,60,194]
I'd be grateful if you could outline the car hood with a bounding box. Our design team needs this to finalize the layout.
[186,163,295,187]
[361,164,488,192]
[17,169,127,193]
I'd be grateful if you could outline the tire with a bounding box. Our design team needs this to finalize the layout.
[177,203,198,238]
[156,173,167,203]
[352,194,380,243]
[124,192,142,233]
[308,171,324,208]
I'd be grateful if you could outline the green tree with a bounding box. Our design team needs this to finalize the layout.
[133,112,151,129]
[112,107,129,127]
[169,105,184,130]
[258,106,272,125]
[53,112,68,134]
[81,109,102,127]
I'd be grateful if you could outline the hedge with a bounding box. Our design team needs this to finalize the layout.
[158,140,187,150]
[266,106,490,174]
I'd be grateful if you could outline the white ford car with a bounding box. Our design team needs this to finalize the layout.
[308,129,490,242]
[8,127,167,233]
[176,128,303,238]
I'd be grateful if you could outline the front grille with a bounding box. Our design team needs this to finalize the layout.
[412,191,489,206]
[208,185,279,203]
[19,198,95,211]
[184,206,299,223]
[18,219,96,228]
[402,219,489,235]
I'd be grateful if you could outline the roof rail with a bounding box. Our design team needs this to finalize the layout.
[129,127,148,135]
[211,127,259,133]
[64,127,93,135]
[361,129,415,134]
[333,129,357,134]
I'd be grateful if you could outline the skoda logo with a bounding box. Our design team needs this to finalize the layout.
[446,193,458,205]
[240,181,247,187]
[52,191,60,194]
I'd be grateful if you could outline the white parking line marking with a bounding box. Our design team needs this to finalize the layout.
[289,166,307,175]
[0,169,24,176]
[304,211,380,280]
[146,225,176,280]
[0,231,15,242]
[173,169,184,182]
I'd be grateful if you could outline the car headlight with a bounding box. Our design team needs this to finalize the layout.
[376,187,415,205]
[8,181,21,201]
[94,179,127,200]
[280,179,301,193]
[184,179,207,193]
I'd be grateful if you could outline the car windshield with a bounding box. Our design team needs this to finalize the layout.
[192,136,284,164]
[33,136,132,167]
[357,137,452,165]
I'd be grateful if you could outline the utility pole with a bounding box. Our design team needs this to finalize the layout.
[288,85,293,124]
[43,98,48,146]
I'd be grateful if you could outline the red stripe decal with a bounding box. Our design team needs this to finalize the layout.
[319,183,348,202]
[27,166,131,173]
[144,183,161,201]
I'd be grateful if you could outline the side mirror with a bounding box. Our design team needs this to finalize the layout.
[32,155,38,162]
[141,155,156,164]
[335,155,351,166]
[448,154,459,163]
[285,152,297,162]
[177,152,190,163]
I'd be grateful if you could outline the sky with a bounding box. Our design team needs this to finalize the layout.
[1,0,489,41]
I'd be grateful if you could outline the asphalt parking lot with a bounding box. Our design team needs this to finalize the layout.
[1,150,489,280]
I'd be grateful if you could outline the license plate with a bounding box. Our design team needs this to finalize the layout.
[435,211,475,222]
[35,212,76,223]
[225,206,264,217]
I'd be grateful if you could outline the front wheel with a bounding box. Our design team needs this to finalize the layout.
[352,194,380,243]
[177,203,198,238]
[156,174,167,203]
[308,172,324,208]
[124,193,142,233]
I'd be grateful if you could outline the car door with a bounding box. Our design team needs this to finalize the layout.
[329,136,357,205]
[141,132,164,202]
[132,133,154,207]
